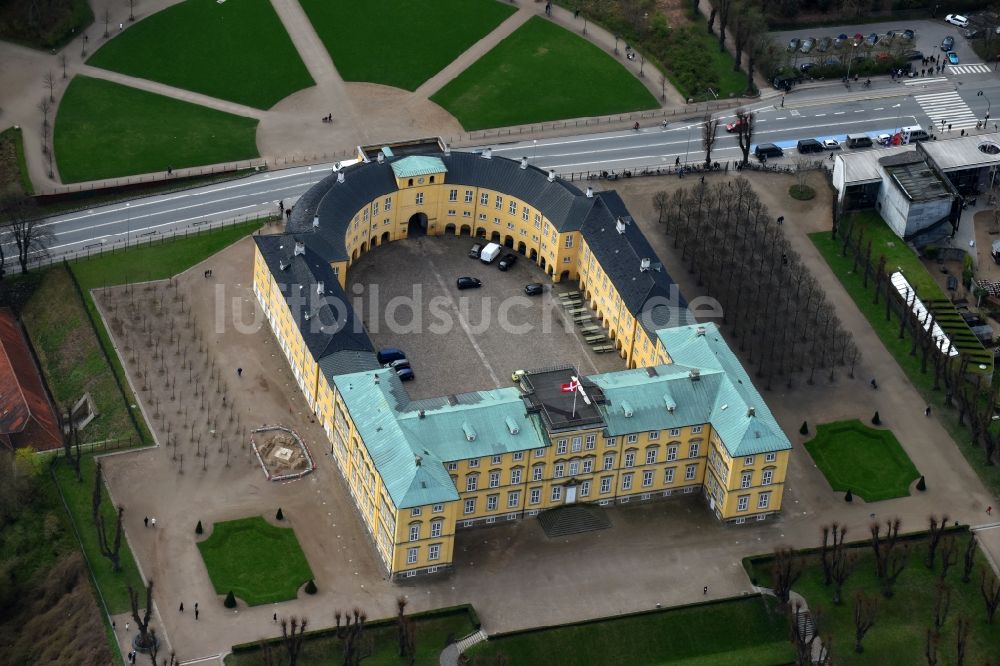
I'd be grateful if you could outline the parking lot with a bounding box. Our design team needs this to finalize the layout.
[346,234,624,400]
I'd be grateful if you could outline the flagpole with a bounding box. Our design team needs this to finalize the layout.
[571,375,578,418]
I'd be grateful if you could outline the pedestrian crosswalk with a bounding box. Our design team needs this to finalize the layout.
[949,63,991,75]
[904,76,948,86]
[914,90,980,130]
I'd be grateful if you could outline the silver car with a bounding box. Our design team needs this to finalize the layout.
[800,37,816,53]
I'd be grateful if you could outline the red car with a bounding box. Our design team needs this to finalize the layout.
[726,117,745,133]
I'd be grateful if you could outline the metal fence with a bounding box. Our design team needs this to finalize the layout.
[35,159,270,197]
[558,158,832,183]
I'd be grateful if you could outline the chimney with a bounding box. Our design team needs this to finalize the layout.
[316,281,324,295]
[444,144,451,156]
[374,374,379,384]
[688,369,701,381]
[418,409,425,419]
[482,148,492,159]
[414,454,422,467]
[747,406,756,417]
[640,258,650,271]
[520,156,528,169]
[337,170,345,184]
[293,240,305,256]
[696,326,707,336]
[312,215,320,229]
[586,186,593,198]
[616,218,627,235]
[377,152,384,164]
[547,169,556,182]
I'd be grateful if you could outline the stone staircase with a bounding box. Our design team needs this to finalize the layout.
[455,629,488,654]
[537,504,612,538]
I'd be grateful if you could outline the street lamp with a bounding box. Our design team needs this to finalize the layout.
[891,103,902,141]
[614,35,620,56]
[845,43,858,84]
[978,90,992,129]
[125,202,131,249]
[685,123,692,164]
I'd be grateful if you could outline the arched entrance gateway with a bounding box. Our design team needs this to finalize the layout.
[445,223,456,235]
[503,235,514,248]
[407,213,428,236]
[517,241,526,254]
[490,231,501,243]
[460,224,471,236]
[475,226,486,237]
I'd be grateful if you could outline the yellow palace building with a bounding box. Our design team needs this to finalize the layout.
[251,148,791,580]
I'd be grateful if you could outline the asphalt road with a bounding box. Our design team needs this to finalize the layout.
[12,59,1000,267]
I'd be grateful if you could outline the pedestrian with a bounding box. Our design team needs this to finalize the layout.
[195,602,199,611]
[144,516,148,527]
[151,517,156,528]
[925,406,931,416]
[777,216,784,225]
[237,367,243,377]
[179,602,184,612]
[700,175,705,184]
[870,378,878,390]
[949,123,953,132]
[119,23,123,31]
[273,612,278,623]
[921,68,925,76]
[674,156,680,166]
[195,608,200,620]
[574,9,579,18]
[125,621,130,632]
[703,585,708,595]
[113,620,116,631]
[780,96,785,108]
[987,505,993,516]
[167,165,172,176]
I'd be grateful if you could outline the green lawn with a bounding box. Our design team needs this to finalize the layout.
[466,596,793,665]
[197,517,313,606]
[432,17,658,131]
[804,420,920,502]
[0,126,33,196]
[811,223,1000,497]
[298,0,516,91]
[52,455,145,615]
[747,531,1000,665]
[86,0,313,109]
[54,76,259,183]
[226,607,479,666]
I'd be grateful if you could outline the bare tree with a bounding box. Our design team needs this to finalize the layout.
[954,615,970,666]
[771,547,802,605]
[92,461,124,572]
[1,194,54,273]
[734,109,755,165]
[127,580,155,650]
[129,0,137,22]
[60,52,67,79]
[852,591,878,653]
[932,581,951,629]
[939,537,958,580]
[652,191,669,225]
[882,544,909,598]
[280,616,308,666]
[103,9,111,38]
[925,627,939,666]
[962,533,977,583]
[396,596,415,664]
[43,70,56,102]
[715,0,734,51]
[701,115,719,167]
[335,608,369,666]
[983,568,1000,623]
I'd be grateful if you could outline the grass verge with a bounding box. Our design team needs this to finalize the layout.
[466,595,793,665]
[746,530,1000,664]
[54,76,259,184]
[198,517,313,606]
[0,126,34,196]
[810,225,1000,497]
[298,0,515,91]
[86,0,313,109]
[431,17,658,130]
[804,420,920,501]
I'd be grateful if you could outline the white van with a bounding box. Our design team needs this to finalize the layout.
[480,242,502,264]
[901,125,930,143]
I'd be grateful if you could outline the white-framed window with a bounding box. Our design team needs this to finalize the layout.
[522,206,530,221]
[513,451,524,461]
[534,448,546,458]
[624,450,636,468]
[585,434,596,449]
[430,520,442,538]
[758,492,771,509]
[762,469,774,486]
[510,468,522,484]
[642,470,654,487]
[534,213,541,228]
[480,192,489,205]
[463,498,476,514]
[583,459,593,474]
[551,486,562,501]
[669,428,680,437]
[407,547,418,564]
[468,458,479,468]
[532,465,544,481]
[556,439,567,454]
[507,221,515,230]
[466,476,478,492]
[465,190,474,203]
[571,437,582,452]
[409,524,420,541]
[447,462,457,471]
[692,425,704,434]
[737,495,749,512]
[373,201,380,216]
[487,495,498,511]
[664,467,675,484]
[564,235,573,248]
[600,476,612,493]
[688,443,700,458]
[530,488,541,504]
[765,452,777,463]
[605,437,617,448]
[685,464,697,481]
[507,490,520,508]
[478,212,487,221]
[411,507,422,517]
[744,455,755,466]
[648,430,659,440]
[626,434,638,444]
[449,189,458,202]
[447,209,456,217]
[489,471,500,488]
[415,192,424,205]
[741,471,752,489]
[666,445,678,461]
[603,454,615,471]
[384,196,392,211]
[495,195,503,209]
[621,472,633,491]
[432,504,443,513]
[508,201,517,215]
[428,544,440,561]
[363,208,369,223]
[569,461,579,476]
[646,448,657,465]
[554,463,565,478]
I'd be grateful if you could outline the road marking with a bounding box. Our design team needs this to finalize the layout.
[815,113,826,117]
[834,111,845,115]
[874,107,884,111]
[854,109,864,113]
[914,90,979,129]
[949,63,990,74]
[429,269,502,389]
[905,76,948,85]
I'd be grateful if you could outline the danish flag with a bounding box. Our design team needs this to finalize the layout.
[561,378,580,393]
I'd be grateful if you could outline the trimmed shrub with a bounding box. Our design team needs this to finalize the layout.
[845,489,853,502]
[224,591,236,608]
[800,421,809,435]
[304,579,317,595]
[916,475,926,491]
[276,507,284,521]
[195,520,203,535]
[871,411,881,425]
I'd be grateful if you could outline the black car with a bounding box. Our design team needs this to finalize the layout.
[524,283,544,296]
[457,276,482,290]
[941,36,955,51]
[498,253,517,271]
[903,49,924,60]
[468,243,482,259]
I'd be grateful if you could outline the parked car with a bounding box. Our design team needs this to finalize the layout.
[480,242,501,263]
[883,30,896,43]
[800,37,816,53]
[965,28,981,39]
[941,36,955,51]
[902,29,915,40]
[853,32,864,45]
[800,62,816,73]
[948,51,960,64]
[834,33,848,47]
[817,37,832,52]
[822,139,841,150]
[396,367,415,382]
[384,358,411,371]
[903,49,924,60]
[865,32,879,46]
[498,253,517,271]
[457,276,482,290]
[524,283,544,296]
[787,37,801,51]
[822,56,841,66]
[377,348,406,365]
[796,138,824,154]
[468,243,482,259]
[754,143,784,160]
[726,117,746,132]
[945,14,969,27]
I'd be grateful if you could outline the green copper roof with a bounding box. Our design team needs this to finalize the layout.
[390,156,447,179]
